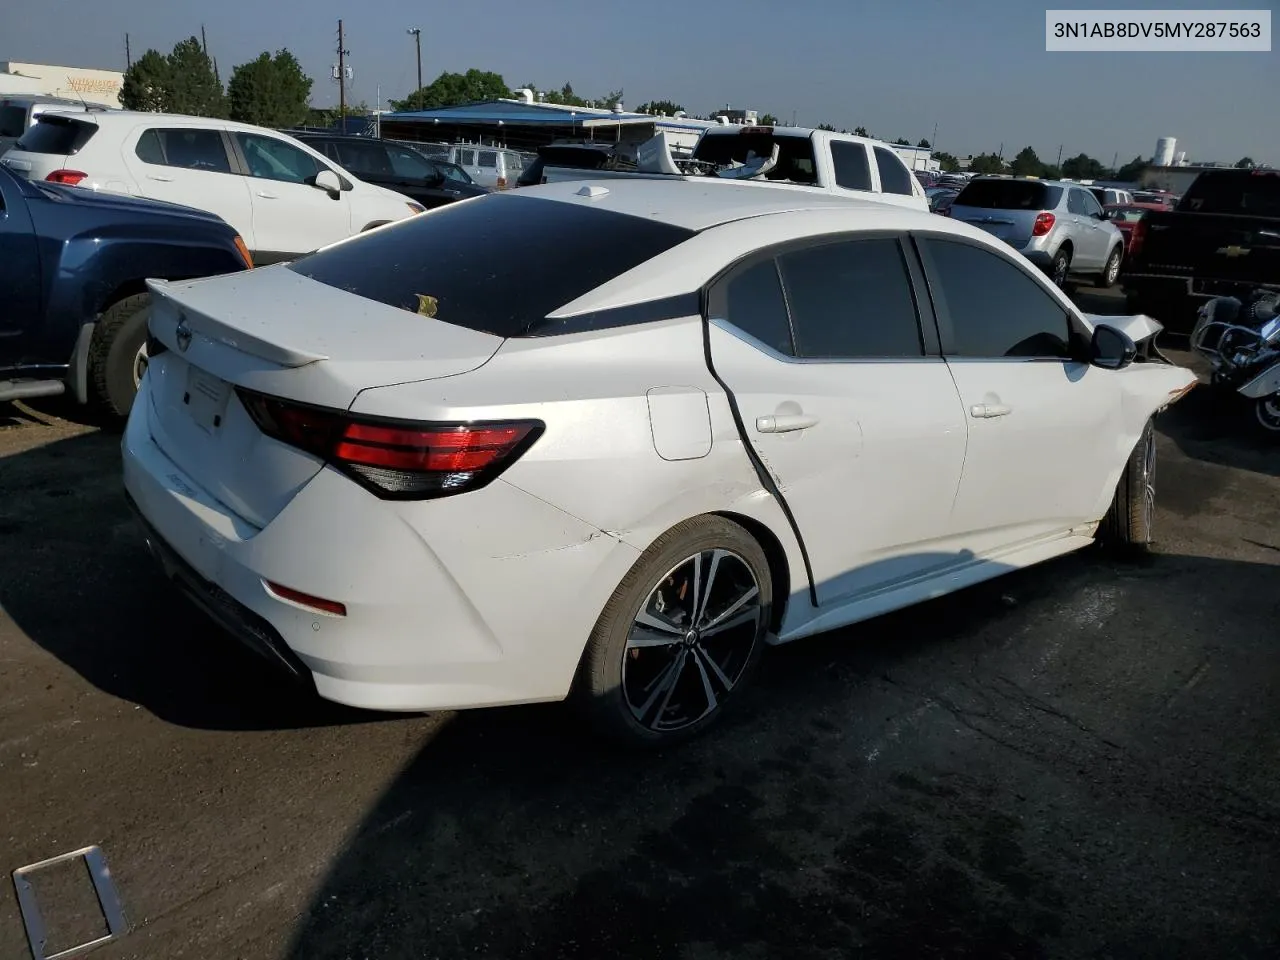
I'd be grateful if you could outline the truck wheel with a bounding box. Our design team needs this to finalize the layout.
[88,292,151,422]
[1098,247,1122,289]
[1254,394,1280,438]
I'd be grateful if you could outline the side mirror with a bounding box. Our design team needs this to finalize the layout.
[313,169,342,196]
[1090,324,1137,370]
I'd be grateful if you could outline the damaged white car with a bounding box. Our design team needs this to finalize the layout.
[121,179,1197,746]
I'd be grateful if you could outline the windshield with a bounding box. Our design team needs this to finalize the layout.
[954,179,1058,210]
[289,194,695,337]
[1179,170,1280,217]
[437,162,472,183]
[692,131,818,184]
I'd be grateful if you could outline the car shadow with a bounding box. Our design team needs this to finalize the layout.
[277,547,1280,960]
[1156,384,1280,479]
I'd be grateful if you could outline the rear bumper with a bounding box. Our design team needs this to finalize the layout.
[121,378,641,712]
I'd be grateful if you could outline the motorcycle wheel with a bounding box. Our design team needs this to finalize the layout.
[1254,394,1280,437]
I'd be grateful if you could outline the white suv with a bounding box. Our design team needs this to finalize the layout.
[1,111,424,262]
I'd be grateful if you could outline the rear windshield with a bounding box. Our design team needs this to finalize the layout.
[954,179,1058,210]
[0,105,28,138]
[693,131,818,185]
[15,115,97,155]
[289,194,696,337]
[1179,171,1280,217]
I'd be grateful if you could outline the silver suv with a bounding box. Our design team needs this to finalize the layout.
[949,177,1125,289]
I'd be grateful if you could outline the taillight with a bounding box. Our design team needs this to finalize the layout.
[235,389,544,499]
[496,176,507,190]
[1031,212,1055,236]
[46,169,87,185]
[1130,219,1147,257]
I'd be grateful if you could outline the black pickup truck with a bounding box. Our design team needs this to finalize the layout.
[1121,168,1280,332]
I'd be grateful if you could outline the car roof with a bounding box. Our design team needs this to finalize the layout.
[33,110,313,137]
[513,177,938,232]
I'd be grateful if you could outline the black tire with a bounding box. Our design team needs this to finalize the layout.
[1098,419,1156,555]
[1252,394,1280,438]
[571,515,772,748]
[1049,248,1071,288]
[1098,246,1122,289]
[88,292,151,422]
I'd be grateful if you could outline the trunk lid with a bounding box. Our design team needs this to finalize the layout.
[951,206,1039,248]
[143,267,504,528]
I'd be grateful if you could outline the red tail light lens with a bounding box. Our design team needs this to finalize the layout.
[1128,218,1147,257]
[236,389,543,500]
[1031,212,1055,237]
[46,169,88,185]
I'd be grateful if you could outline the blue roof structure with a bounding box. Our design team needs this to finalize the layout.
[387,99,654,127]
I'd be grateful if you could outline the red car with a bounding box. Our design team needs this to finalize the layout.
[1104,202,1174,257]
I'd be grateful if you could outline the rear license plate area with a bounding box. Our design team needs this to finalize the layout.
[184,365,231,432]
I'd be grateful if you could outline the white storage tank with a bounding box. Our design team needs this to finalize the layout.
[1154,137,1176,167]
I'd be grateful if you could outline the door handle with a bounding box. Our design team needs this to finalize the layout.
[756,413,819,433]
[148,174,174,182]
[970,403,1012,419]
[256,190,279,199]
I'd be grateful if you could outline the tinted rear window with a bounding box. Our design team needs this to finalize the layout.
[15,116,97,155]
[288,194,695,338]
[954,179,1052,210]
[1180,171,1280,217]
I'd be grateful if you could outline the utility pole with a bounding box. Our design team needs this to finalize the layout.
[407,28,422,111]
[200,24,208,56]
[336,20,350,117]
[931,121,938,149]
[1057,144,1063,168]
[125,33,132,69]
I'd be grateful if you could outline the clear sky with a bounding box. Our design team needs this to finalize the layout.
[3,0,1276,166]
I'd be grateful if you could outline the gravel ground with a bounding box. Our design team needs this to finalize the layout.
[2,293,1279,959]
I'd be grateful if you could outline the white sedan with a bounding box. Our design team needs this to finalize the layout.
[121,179,1197,746]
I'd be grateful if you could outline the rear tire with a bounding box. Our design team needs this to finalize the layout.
[1049,248,1071,288]
[1098,419,1156,556]
[88,293,151,423]
[1098,246,1122,289]
[571,516,772,748]
[1253,394,1280,438]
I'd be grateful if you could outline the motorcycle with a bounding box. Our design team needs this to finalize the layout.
[1190,289,1280,436]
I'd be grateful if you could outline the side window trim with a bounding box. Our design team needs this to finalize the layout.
[912,231,1079,362]
[705,231,940,363]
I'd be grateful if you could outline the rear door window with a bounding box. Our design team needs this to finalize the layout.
[777,238,923,358]
[1067,189,1088,215]
[477,150,497,169]
[456,148,476,167]
[386,145,437,180]
[830,141,872,191]
[873,147,915,196]
[288,194,695,337]
[136,128,232,173]
[717,258,795,356]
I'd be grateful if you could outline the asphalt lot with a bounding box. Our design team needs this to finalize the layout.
[2,288,1279,959]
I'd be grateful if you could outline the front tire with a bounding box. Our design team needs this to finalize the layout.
[1098,419,1156,555]
[88,293,151,422]
[571,516,772,748]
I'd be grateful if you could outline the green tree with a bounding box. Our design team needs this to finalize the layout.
[119,49,171,112]
[917,138,931,149]
[1061,152,1105,180]
[817,123,837,131]
[1010,145,1043,177]
[637,100,684,116]
[392,69,511,111]
[166,37,225,117]
[969,153,1006,175]
[227,50,313,127]
[853,126,870,137]
[892,137,911,146]
[759,113,780,125]
[1115,154,1147,181]
[934,150,961,173]
[1236,156,1255,168]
